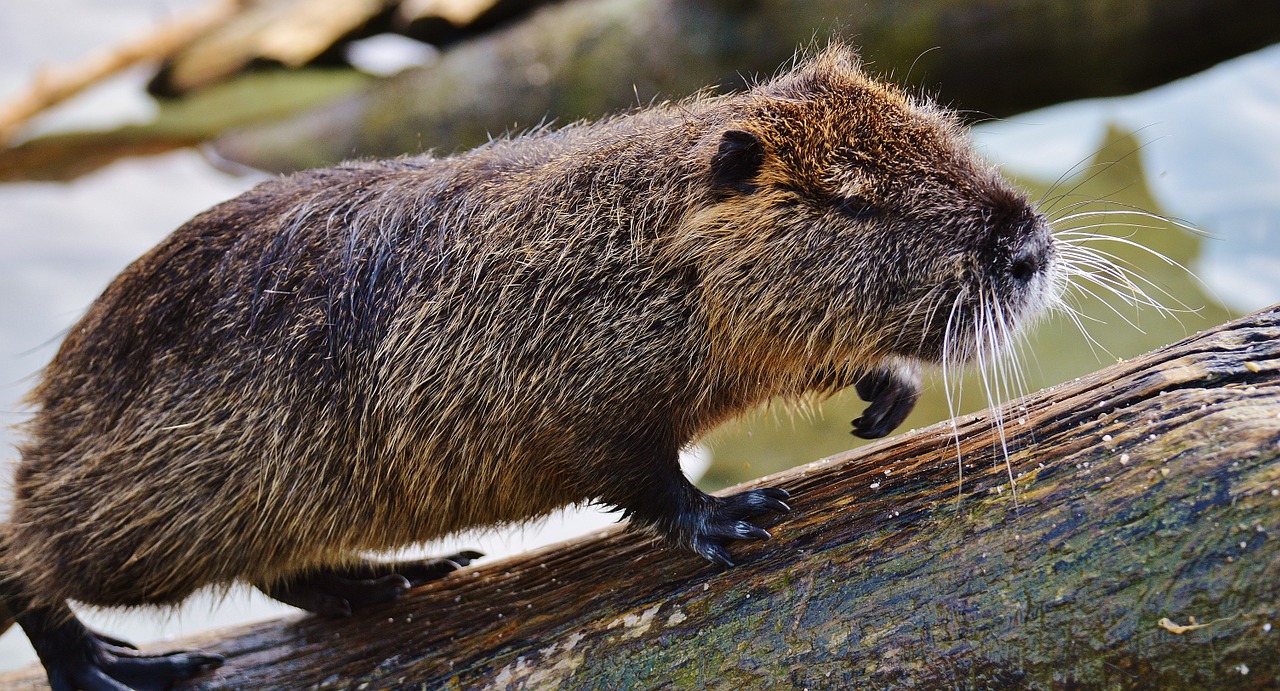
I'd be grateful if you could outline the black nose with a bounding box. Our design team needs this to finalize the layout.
[1010,248,1039,282]
[1008,227,1051,284]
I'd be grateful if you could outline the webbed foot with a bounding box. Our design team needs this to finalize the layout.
[20,609,220,691]
[260,550,482,616]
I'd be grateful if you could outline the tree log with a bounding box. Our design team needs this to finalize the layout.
[211,0,1280,173]
[3,308,1279,688]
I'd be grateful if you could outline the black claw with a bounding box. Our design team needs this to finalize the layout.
[341,574,410,608]
[89,631,138,650]
[756,495,791,513]
[750,487,792,513]
[408,549,482,579]
[684,485,793,567]
[721,488,794,520]
[390,551,483,585]
[697,541,736,567]
[109,650,221,674]
[14,603,221,691]
[192,654,226,672]
[378,573,412,591]
[107,648,226,691]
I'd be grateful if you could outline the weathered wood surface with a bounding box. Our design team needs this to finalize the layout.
[3,308,1279,689]
[211,0,1280,173]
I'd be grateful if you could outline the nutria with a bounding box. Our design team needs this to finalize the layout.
[1,43,1056,689]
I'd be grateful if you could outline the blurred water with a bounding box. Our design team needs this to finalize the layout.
[976,44,1280,313]
[2,0,1279,675]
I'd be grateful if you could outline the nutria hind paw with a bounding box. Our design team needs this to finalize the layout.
[45,633,222,691]
[262,571,411,617]
[260,550,483,616]
[692,488,791,567]
[331,550,483,588]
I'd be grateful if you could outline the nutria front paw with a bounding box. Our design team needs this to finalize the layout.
[851,365,921,439]
[690,488,791,567]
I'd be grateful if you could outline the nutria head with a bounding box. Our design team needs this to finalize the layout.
[670,45,1057,385]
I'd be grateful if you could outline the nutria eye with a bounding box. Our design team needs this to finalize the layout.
[834,195,878,220]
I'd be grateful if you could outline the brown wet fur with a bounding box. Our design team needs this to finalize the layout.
[2,44,1055,617]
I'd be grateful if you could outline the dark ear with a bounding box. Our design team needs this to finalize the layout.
[710,129,765,194]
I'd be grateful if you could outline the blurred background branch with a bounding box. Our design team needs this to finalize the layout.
[0,0,238,146]
[209,0,1280,172]
[3,0,1280,179]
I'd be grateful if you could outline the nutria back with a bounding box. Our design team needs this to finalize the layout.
[4,44,1056,616]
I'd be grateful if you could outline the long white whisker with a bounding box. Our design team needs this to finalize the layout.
[1038,153,1111,213]
[1041,149,1146,214]
[1052,206,1207,237]
[1056,241,1197,321]
[1059,232,1201,282]
[979,283,1018,504]
[1056,298,1114,359]
[1059,259,1172,311]
[1063,279,1156,333]
[941,288,967,498]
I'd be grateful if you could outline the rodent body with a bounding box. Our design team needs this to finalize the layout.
[2,44,1056,689]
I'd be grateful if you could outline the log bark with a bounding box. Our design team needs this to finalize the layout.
[211,0,1280,173]
[4,308,1279,687]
